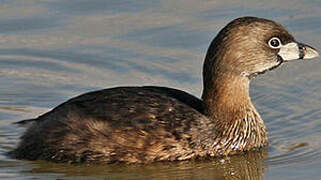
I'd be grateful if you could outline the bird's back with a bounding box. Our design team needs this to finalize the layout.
[11,86,211,164]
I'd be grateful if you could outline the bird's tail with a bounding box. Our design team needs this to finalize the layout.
[13,118,37,126]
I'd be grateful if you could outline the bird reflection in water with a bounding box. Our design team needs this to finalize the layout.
[27,149,267,180]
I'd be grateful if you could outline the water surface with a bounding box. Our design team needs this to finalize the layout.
[0,0,321,179]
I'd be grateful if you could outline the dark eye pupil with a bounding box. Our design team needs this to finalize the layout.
[270,39,280,47]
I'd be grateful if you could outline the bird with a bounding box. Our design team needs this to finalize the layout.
[10,16,319,164]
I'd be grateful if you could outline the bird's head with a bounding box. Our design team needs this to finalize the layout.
[203,16,319,80]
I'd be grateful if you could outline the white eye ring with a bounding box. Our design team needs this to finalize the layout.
[268,37,282,49]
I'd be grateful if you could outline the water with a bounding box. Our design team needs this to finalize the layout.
[0,0,321,179]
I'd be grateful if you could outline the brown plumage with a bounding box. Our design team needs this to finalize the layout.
[10,17,319,164]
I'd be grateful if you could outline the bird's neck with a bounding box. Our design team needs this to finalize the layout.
[201,73,268,153]
[202,73,251,119]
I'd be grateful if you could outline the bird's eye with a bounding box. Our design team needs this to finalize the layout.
[268,37,282,49]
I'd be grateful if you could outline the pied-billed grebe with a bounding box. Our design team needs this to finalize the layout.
[10,17,319,164]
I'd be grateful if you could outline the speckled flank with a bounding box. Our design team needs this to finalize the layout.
[11,87,211,163]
